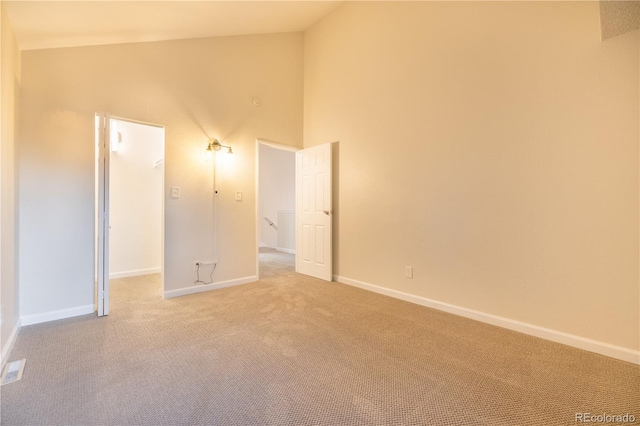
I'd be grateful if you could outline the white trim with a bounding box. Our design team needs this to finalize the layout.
[334,275,640,365]
[21,305,94,327]
[109,267,161,279]
[163,275,258,299]
[257,138,300,152]
[255,141,261,281]
[110,115,164,129]
[1,319,22,370]
[276,247,296,255]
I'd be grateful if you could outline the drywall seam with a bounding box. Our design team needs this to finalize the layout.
[163,275,258,299]
[21,305,94,326]
[334,275,640,365]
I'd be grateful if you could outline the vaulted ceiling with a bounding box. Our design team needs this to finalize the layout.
[2,0,638,51]
[3,1,342,50]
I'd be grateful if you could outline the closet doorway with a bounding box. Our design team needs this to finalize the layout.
[95,114,165,316]
[255,140,297,278]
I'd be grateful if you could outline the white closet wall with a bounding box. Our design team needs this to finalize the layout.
[109,120,164,278]
[259,145,295,250]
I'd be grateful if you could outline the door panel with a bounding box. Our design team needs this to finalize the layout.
[295,143,332,281]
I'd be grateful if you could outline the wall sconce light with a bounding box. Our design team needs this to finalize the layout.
[206,138,233,155]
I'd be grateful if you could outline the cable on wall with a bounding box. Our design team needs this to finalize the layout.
[194,262,216,285]
[194,147,219,285]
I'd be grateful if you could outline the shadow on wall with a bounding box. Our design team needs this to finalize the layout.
[171,87,262,147]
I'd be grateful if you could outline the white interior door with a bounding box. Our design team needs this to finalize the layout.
[96,113,110,316]
[295,142,332,281]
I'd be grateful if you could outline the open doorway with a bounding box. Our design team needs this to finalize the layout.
[256,140,297,278]
[95,114,165,316]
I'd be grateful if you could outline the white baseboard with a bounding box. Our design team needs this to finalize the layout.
[334,275,640,365]
[109,267,160,279]
[1,319,22,370]
[164,275,258,299]
[21,305,94,327]
[276,247,296,255]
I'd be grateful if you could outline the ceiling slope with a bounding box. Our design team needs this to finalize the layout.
[3,1,342,50]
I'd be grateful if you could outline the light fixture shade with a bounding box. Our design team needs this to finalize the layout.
[210,139,222,151]
[206,138,233,154]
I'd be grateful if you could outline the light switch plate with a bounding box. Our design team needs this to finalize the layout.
[171,186,181,199]
[405,266,413,279]
[235,190,242,201]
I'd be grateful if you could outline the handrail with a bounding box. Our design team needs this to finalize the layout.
[264,217,278,231]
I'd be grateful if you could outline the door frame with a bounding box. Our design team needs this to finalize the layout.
[254,139,299,277]
[96,112,110,316]
[95,113,166,316]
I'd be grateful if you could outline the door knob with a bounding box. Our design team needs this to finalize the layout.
[323,210,330,216]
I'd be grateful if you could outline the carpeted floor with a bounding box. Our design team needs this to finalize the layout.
[1,248,638,425]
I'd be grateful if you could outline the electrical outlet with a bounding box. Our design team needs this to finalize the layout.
[194,260,217,271]
[405,266,413,279]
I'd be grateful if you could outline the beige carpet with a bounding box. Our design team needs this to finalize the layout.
[1,249,638,425]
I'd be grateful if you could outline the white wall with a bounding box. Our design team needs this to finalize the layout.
[109,119,163,278]
[304,2,639,356]
[259,144,295,249]
[1,4,21,364]
[18,33,303,321]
